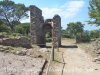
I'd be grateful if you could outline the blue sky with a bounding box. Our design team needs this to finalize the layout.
[2,0,100,31]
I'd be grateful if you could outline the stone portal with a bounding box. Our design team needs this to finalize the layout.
[30,5,61,47]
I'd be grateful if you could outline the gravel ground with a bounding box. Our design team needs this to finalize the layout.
[0,52,46,75]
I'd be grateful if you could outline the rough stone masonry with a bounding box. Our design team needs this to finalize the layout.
[30,5,61,47]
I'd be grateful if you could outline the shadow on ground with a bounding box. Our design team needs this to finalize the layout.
[46,46,52,48]
[54,60,63,64]
[61,45,78,48]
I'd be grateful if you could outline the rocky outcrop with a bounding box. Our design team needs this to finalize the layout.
[94,56,100,62]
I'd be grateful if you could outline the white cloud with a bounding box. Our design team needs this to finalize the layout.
[21,0,85,23]
[42,0,85,19]
[41,7,61,19]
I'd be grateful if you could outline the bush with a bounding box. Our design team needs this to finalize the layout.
[11,33,22,37]
[46,32,52,42]
[76,32,90,43]
[46,32,51,38]
[90,30,100,38]
[61,29,72,38]
[46,38,52,42]
[15,23,30,35]
[0,24,10,32]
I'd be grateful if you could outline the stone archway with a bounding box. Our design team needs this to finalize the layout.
[42,23,52,47]
[30,5,61,47]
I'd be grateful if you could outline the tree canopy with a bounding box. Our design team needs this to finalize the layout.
[88,0,100,26]
[66,22,84,37]
[0,0,29,31]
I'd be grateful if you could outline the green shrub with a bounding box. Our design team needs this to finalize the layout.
[0,32,7,35]
[0,24,10,32]
[46,32,51,38]
[76,32,90,43]
[90,30,100,38]
[3,32,23,38]
[61,29,72,38]
[15,23,30,35]
[46,38,52,42]
[12,33,22,37]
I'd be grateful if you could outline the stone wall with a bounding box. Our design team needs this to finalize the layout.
[30,5,44,46]
[53,14,61,47]
[30,5,61,47]
[0,37,31,48]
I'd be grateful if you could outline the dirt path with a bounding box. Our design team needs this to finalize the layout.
[47,39,100,75]
[62,46,100,75]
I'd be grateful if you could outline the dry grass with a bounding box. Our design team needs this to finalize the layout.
[77,41,97,57]
[61,38,97,57]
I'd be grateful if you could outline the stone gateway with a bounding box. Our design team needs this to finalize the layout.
[30,5,61,47]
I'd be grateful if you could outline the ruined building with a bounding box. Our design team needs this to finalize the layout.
[30,5,61,47]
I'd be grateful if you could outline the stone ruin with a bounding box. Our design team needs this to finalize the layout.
[0,5,61,48]
[30,5,61,47]
[0,37,31,48]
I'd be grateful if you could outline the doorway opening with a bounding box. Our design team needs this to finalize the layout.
[45,32,52,48]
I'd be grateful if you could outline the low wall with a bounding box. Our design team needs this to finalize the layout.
[0,35,8,39]
[0,37,31,48]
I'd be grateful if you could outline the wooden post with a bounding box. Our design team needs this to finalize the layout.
[57,42,59,52]
[57,46,59,52]
[52,45,54,61]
